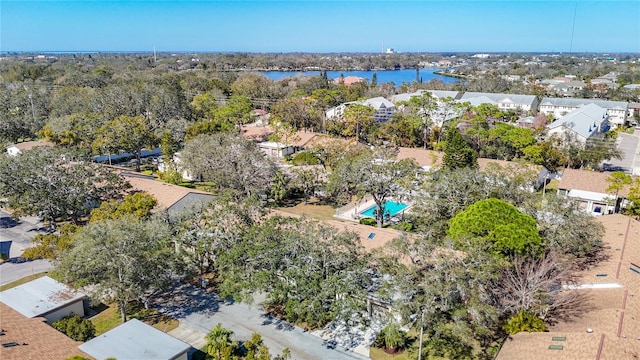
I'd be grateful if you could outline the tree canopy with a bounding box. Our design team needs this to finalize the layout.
[56,216,175,322]
[447,198,542,257]
[180,132,276,198]
[442,126,478,170]
[0,147,129,225]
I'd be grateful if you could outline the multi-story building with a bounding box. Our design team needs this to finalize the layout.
[539,97,628,127]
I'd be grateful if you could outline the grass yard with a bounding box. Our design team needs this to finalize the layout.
[0,272,49,291]
[91,301,178,335]
[276,201,335,221]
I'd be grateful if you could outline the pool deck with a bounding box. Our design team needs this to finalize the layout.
[334,196,410,223]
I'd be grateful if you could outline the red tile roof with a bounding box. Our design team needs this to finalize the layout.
[0,303,90,360]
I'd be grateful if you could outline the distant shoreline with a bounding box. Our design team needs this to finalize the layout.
[433,70,467,79]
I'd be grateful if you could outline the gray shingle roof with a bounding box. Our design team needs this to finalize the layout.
[0,276,86,318]
[547,103,607,139]
[79,319,191,360]
[460,92,538,107]
[540,97,628,110]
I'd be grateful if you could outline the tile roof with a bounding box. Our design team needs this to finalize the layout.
[6,141,55,152]
[240,124,320,148]
[120,172,214,211]
[396,148,540,174]
[333,76,366,86]
[497,214,640,360]
[558,169,634,198]
[0,303,89,360]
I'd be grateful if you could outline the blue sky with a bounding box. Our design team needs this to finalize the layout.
[1,1,639,53]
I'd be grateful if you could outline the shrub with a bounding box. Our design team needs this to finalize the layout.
[290,151,320,165]
[502,310,548,334]
[390,221,413,232]
[52,314,96,341]
[359,218,377,226]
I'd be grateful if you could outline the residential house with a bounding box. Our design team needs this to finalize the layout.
[515,113,548,129]
[120,171,215,217]
[556,168,635,215]
[325,97,396,123]
[627,101,640,122]
[5,141,54,156]
[0,303,90,360]
[590,72,619,91]
[333,76,366,86]
[459,92,539,114]
[79,319,191,360]
[496,215,640,360]
[0,276,86,324]
[258,141,296,158]
[546,103,610,144]
[539,97,629,127]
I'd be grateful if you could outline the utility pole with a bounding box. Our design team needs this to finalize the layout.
[28,93,36,124]
[418,310,424,360]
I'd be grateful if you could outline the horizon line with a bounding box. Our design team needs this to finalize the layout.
[2,50,638,55]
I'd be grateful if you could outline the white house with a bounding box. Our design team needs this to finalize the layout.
[458,92,539,114]
[257,141,296,158]
[157,152,195,181]
[539,97,629,127]
[0,276,86,324]
[79,318,191,360]
[546,103,610,144]
[325,97,396,123]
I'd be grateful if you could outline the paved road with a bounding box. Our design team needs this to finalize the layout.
[152,282,369,360]
[0,259,53,285]
[0,209,50,258]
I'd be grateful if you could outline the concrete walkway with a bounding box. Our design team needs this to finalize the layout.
[152,282,369,360]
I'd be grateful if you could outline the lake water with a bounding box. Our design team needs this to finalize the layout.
[260,68,460,85]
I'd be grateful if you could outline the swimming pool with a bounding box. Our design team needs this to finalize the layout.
[360,200,408,218]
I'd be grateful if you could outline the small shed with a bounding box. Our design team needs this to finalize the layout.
[0,276,86,324]
[79,318,191,360]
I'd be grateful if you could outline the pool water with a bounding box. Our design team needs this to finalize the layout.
[360,200,408,218]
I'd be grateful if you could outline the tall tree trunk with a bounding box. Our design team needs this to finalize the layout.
[135,149,141,172]
[119,300,127,323]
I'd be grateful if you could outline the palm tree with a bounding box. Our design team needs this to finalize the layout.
[381,323,406,352]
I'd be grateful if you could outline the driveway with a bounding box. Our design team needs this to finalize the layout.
[606,132,640,174]
[152,282,369,360]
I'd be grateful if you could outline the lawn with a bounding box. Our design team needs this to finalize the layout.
[370,347,412,360]
[276,201,335,221]
[91,301,178,335]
